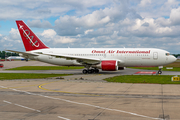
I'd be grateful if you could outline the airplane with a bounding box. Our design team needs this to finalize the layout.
[7,20,177,74]
[7,56,25,61]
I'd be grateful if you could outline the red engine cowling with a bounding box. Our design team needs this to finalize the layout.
[101,60,118,71]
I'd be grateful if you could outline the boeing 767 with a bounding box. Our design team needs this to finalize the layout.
[7,20,177,74]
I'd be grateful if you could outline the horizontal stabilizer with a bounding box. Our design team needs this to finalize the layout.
[6,50,39,56]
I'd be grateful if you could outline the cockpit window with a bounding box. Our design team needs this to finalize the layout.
[166,53,170,56]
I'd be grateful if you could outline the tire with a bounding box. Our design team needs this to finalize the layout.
[91,69,95,73]
[95,69,99,73]
[157,71,162,74]
[82,69,88,74]
[88,69,92,74]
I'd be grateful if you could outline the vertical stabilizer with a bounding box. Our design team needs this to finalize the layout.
[16,20,49,51]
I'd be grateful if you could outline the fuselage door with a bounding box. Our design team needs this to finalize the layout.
[153,52,158,60]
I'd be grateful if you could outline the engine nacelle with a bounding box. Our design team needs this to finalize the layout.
[92,60,118,71]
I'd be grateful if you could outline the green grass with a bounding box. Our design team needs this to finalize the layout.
[128,67,180,71]
[0,73,71,80]
[104,75,180,84]
[129,61,180,71]
[6,66,84,70]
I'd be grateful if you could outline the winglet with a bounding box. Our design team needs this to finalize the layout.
[16,20,49,51]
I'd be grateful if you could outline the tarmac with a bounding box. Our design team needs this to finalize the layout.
[0,61,180,120]
[0,61,179,75]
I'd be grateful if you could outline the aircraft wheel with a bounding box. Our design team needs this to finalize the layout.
[91,69,95,73]
[95,69,99,73]
[82,69,88,74]
[88,69,92,74]
[157,70,162,74]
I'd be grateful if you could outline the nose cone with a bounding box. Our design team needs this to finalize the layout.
[169,55,177,63]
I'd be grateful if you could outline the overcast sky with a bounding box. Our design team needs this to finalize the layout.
[0,0,180,53]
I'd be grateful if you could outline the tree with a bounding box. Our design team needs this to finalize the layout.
[172,54,180,58]
[0,51,19,59]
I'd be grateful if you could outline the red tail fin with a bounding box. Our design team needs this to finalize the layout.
[16,20,49,51]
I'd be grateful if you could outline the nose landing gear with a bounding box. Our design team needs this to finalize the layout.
[157,66,163,75]
[157,69,162,74]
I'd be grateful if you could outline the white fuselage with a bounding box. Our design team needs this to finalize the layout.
[26,48,176,67]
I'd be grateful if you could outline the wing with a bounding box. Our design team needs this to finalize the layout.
[6,50,39,57]
[42,53,101,65]
[6,50,124,66]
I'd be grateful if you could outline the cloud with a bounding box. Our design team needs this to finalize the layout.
[0,30,23,51]
[139,0,151,7]
[137,0,180,19]
[155,27,172,34]
[54,36,77,44]
[9,28,20,40]
[40,29,78,45]
[41,29,56,39]
[54,2,141,37]
[0,0,180,53]
[169,7,180,25]
[27,20,52,28]
[0,0,112,20]
[155,17,171,27]
[141,22,149,27]
[84,29,94,35]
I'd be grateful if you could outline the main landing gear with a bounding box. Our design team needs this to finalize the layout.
[82,68,99,74]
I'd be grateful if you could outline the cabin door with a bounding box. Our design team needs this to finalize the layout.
[153,52,158,60]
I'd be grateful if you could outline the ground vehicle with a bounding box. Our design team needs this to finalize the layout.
[0,63,4,68]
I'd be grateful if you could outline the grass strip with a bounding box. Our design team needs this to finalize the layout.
[128,67,180,71]
[0,73,71,80]
[128,61,180,71]
[104,75,180,84]
[166,62,180,67]
[6,66,84,70]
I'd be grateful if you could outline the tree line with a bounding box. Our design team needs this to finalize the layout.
[0,51,19,59]
[173,54,180,58]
